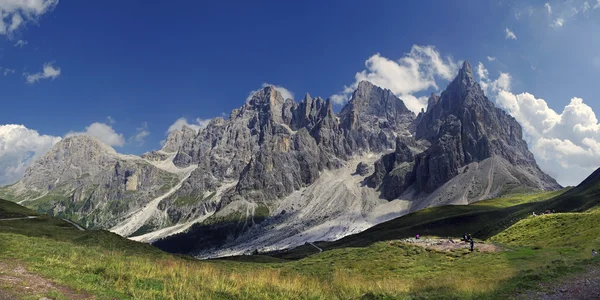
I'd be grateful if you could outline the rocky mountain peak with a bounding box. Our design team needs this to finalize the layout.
[339,80,414,131]
[162,125,198,153]
[410,60,560,193]
[302,93,312,103]
[54,135,117,156]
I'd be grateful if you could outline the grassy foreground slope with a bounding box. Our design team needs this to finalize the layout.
[1,168,600,299]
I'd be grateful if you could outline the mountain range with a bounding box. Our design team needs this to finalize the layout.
[0,61,560,258]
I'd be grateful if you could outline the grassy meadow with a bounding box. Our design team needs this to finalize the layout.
[1,186,600,299]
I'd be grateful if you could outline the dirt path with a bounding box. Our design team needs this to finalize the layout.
[60,218,85,231]
[0,216,37,221]
[517,266,600,299]
[0,261,92,299]
[399,237,501,253]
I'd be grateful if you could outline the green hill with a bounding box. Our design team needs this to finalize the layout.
[1,169,600,299]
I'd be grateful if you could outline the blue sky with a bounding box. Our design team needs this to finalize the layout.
[1,0,600,186]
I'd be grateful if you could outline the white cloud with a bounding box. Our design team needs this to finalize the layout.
[167,117,211,133]
[0,66,15,76]
[475,62,512,96]
[583,1,591,12]
[595,0,600,9]
[0,124,61,185]
[13,39,26,47]
[247,83,294,102]
[476,62,489,80]
[330,45,458,113]
[479,69,600,186]
[106,116,115,124]
[545,2,552,14]
[25,62,60,84]
[552,17,564,27]
[0,0,58,36]
[132,122,150,145]
[505,28,517,40]
[66,122,125,147]
[487,56,496,61]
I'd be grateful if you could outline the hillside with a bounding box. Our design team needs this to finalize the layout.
[275,173,600,259]
[2,165,600,300]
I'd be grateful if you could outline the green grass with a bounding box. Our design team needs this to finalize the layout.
[491,211,600,250]
[0,199,39,218]
[2,174,600,299]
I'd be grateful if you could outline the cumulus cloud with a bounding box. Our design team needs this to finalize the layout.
[0,124,61,185]
[505,28,517,40]
[131,122,150,145]
[478,67,600,186]
[487,56,496,61]
[167,117,211,133]
[330,45,458,113]
[0,0,58,36]
[25,62,60,84]
[247,83,294,102]
[66,122,126,147]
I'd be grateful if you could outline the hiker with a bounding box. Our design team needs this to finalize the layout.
[415,234,420,240]
[470,239,474,252]
[532,212,537,216]
[467,234,472,242]
[593,249,598,257]
[463,233,468,241]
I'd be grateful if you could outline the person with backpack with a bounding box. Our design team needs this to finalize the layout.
[470,239,474,252]
[593,249,598,257]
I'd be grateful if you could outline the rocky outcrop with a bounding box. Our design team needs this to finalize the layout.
[366,136,417,200]
[339,81,415,152]
[3,135,178,229]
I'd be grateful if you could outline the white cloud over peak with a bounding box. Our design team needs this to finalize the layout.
[132,122,150,145]
[477,64,600,186]
[66,122,125,147]
[330,45,458,113]
[25,62,61,84]
[246,83,294,102]
[0,124,61,185]
[476,62,489,80]
[486,56,496,61]
[505,28,517,40]
[0,0,58,36]
[167,117,211,133]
